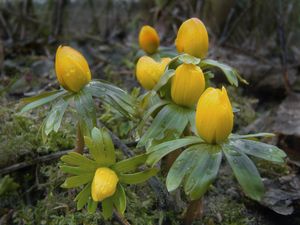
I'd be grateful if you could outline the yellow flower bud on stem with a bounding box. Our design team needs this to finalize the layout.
[139,25,160,54]
[195,87,234,144]
[55,45,91,92]
[175,18,209,59]
[171,63,205,107]
[136,56,170,90]
[91,167,119,202]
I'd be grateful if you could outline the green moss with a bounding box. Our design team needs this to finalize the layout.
[201,196,255,225]
[0,100,74,168]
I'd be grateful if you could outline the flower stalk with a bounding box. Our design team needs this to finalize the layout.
[74,123,84,154]
[184,198,203,225]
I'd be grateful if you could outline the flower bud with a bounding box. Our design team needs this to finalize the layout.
[136,56,171,90]
[139,25,160,54]
[55,45,91,92]
[91,167,119,202]
[171,64,205,107]
[196,87,233,144]
[175,18,209,58]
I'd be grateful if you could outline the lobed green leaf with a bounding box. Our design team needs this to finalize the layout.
[223,145,264,201]
[112,154,148,173]
[230,139,286,163]
[75,183,91,210]
[61,173,94,188]
[87,198,98,214]
[146,136,202,166]
[184,145,222,200]
[44,99,68,135]
[60,152,98,171]
[200,59,247,87]
[119,168,158,184]
[178,54,201,65]
[60,165,92,175]
[166,145,202,192]
[21,89,67,113]
[153,69,175,92]
[102,198,114,219]
[112,184,126,215]
[138,104,192,147]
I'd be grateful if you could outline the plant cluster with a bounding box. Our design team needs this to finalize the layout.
[20,18,286,224]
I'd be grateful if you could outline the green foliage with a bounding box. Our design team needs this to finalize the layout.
[60,127,156,218]
[147,133,286,201]
[223,145,264,201]
[200,59,248,87]
[0,102,74,168]
[138,104,194,147]
[20,89,68,113]
[178,54,201,65]
[0,175,19,196]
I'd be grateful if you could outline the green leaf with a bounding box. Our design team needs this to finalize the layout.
[102,198,114,219]
[223,145,264,201]
[166,145,202,192]
[119,168,158,184]
[146,136,202,166]
[102,128,116,164]
[75,183,91,210]
[112,154,148,173]
[230,133,275,139]
[21,89,67,113]
[138,99,169,131]
[153,69,175,91]
[88,80,135,117]
[200,59,247,87]
[61,173,94,188]
[60,165,92,175]
[184,145,222,200]
[187,109,196,134]
[112,184,126,215]
[74,88,96,132]
[230,139,286,163]
[87,198,98,213]
[60,152,98,171]
[44,99,68,135]
[138,104,192,147]
[178,54,201,65]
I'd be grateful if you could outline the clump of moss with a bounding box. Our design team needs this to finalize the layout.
[201,195,255,225]
[0,100,74,168]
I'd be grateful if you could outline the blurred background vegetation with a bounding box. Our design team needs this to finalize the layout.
[0,0,300,224]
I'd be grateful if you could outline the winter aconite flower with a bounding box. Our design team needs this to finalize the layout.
[91,167,119,202]
[171,63,205,107]
[175,18,209,59]
[55,45,91,92]
[139,25,160,54]
[196,87,233,144]
[136,56,171,90]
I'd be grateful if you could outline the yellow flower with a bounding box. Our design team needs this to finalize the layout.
[91,167,119,202]
[171,64,205,107]
[136,56,171,90]
[195,87,233,144]
[139,25,160,54]
[175,18,209,59]
[55,45,91,92]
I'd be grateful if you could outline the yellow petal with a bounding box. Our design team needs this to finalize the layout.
[136,56,170,90]
[55,45,91,92]
[171,64,205,107]
[139,25,160,54]
[195,87,233,144]
[175,18,209,58]
[91,167,119,202]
